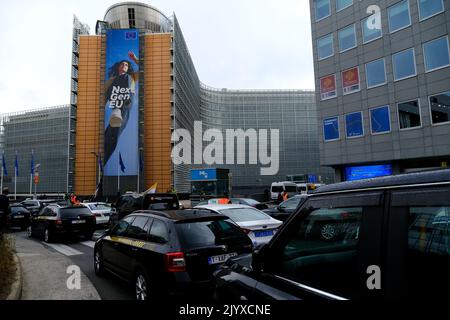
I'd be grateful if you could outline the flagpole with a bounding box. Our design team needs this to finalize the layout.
[117,153,120,194]
[1,166,3,192]
[14,166,17,201]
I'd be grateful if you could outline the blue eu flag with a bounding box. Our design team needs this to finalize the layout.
[119,152,126,173]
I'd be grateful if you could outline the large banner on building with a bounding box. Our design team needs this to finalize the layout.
[104,29,139,176]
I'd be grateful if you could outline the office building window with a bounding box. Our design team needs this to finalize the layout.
[345,112,364,138]
[370,106,391,134]
[336,0,353,12]
[315,0,331,21]
[341,67,360,95]
[398,100,421,129]
[430,92,450,125]
[362,16,382,43]
[423,36,450,72]
[388,0,411,33]
[365,58,387,88]
[318,34,334,60]
[323,116,340,141]
[320,74,337,100]
[339,24,356,52]
[392,48,416,81]
[418,0,444,21]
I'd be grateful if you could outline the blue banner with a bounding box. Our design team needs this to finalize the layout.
[345,112,364,138]
[191,169,217,181]
[323,117,340,141]
[345,165,393,181]
[370,106,391,134]
[104,29,139,176]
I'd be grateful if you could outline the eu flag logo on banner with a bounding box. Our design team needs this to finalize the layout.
[119,152,126,173]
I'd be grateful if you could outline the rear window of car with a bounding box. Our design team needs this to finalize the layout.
[272,186,283,193]
[60,207,91,218]
[285,186,297,192]
[175,219,248,249]
[11,206,29,214]
[218,207,270,222]
[88,203,111,211]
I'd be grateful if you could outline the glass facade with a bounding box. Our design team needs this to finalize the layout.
[365,58,386,88]
[362,16,382,43]
[430,92,450,125]
[0,106,71,195]
[339,25,356,52]
[317,34,334,60]
[315,0,331,21]
[392,48,416,81]
[398,100,421,129]
[418,0,444,20]
[388,0,411,33]
[336,0,352,12]
[423,36,450,72]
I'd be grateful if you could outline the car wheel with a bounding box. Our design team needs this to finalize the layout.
[44,227,52,243]
[94,249,106,277]
[135,270,150,301]
[27,225,33,238]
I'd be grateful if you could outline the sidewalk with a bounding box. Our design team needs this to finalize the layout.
[14,233,100,300]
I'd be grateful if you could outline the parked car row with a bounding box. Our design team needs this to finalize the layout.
[96,169,450,301]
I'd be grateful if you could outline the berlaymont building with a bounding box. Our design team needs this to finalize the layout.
[0,2,333,197]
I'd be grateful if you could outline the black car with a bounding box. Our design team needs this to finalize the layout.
[28,204,96,243]
[230,198,268,210]
[262,194,308,221]
[112,192,180,223]
[94,209,253,301]
[7,204,31,230]
[214,169,450,300]
[21,199,66,215]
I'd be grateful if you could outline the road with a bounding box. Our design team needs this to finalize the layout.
[13,229,134,300]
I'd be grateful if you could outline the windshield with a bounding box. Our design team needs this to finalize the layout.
[219,207,270,222]
[60,207,91,218]
[280,197,303,209]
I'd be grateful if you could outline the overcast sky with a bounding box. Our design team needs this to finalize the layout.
[0,0,314,114]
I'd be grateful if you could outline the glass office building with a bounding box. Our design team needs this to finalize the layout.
[0,105,71,195]
[70,2,334,196]
[310,0,450,181]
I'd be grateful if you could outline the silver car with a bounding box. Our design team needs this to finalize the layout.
[81,202,114,227]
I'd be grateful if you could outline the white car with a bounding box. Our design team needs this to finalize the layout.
[81,202,114,227]
[194,204,283,248]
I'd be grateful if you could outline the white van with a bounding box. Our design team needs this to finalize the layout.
[297,183,325,194]
[270,182,298,200]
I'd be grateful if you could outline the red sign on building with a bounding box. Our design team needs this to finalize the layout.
[342,67,360,95]
[320,74,337,100]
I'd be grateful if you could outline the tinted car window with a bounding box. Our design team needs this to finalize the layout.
[148,219,169,244]
[275,207,362,298]
[285,186,297,192]
[272,186,283,193]
[280,197,301,210]
[60,207,91,218]
[407,206,450,294]
[219,208,270,222]
[175,219,248,250]
[111,216,135,237]
[11,207,29,214]
[127,216,151,241]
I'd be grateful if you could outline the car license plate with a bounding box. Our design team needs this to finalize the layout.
[254,230,274,238]
[208,252,238,265]
[14,215,24,219]
[72,220,85,224]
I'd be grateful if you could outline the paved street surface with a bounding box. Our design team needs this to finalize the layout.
[13,230,134,300]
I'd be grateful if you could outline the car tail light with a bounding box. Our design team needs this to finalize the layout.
[94,213,102,217]
[55,219,63,225]
[241,228,251,235]
[164,252,186,272]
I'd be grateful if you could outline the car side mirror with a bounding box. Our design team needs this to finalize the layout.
[252,244,269,272]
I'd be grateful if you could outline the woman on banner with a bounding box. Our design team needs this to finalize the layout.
[104,51,139,166]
